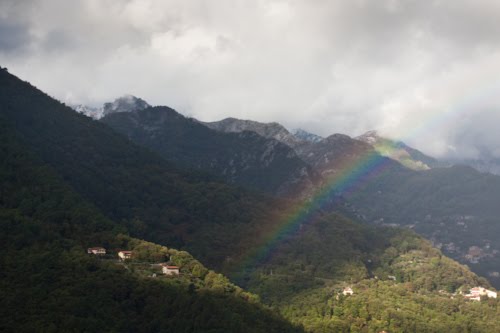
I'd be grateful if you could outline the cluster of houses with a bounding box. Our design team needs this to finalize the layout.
[339,285,498,302]
[464,287,497,301]
[87,247,179,276]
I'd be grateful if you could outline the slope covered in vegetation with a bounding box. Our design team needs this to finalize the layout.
[2,68,500,332]
[244,214,500,332]
[0,87,302,332]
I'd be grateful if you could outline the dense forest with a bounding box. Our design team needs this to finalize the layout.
[1,67,500,332]
[0,106,301,332]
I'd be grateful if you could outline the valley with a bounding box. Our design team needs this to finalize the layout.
[1,67,500,332]
[82,92,500,290]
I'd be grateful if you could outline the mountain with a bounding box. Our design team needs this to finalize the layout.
[246,213,499,333]
[201,118,394,180]
[101,107,319,197]
[204,117,304,149]
[357,130,500,176]
[72,95,150,119]
[102,94,150,116]
[0,71,301,332]
[199,117,500,288]
[3,67,500,332]
[72,104,104,118]
[356,130,439,170]
[0,68,284,270]
[202,119,401,176]
[345,163,500,288]
[291,128,324,143]
[295,133,398,177]
[446,156,500,176]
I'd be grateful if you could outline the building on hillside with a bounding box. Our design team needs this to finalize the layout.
[162,264,180,275]
[87,247,106,255]
[342,287,354,296]
[118,250,133,260]
[465,287,497,301]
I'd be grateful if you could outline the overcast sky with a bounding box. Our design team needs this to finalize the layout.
[1,0,500,158]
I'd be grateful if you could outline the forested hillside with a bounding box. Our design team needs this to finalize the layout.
[244,213,500,332]
[2,68,500,332]
[345,162,500,288]
[0,67,290,270]
[0,98,303,332]
[203,115,500,288]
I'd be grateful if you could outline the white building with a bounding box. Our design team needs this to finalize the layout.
[162,265,180,275]
[342,287,354,296]
[465,287,497,301]
[118,250,133,260]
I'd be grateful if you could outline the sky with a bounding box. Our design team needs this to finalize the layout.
[1,0,500,159]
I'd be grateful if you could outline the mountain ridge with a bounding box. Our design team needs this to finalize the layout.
[356,130,439,170]
[72,95,150,119]
[101,107,320,197]
[3,67,500,332]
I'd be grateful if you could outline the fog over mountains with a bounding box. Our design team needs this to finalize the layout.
[7,67,500,332]
[3,2,500,331]
[73,95,500,177]
[2,0,500,160]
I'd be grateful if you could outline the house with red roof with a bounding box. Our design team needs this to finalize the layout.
[118,250,133,260]
[162,264,180,275]
[465,287,497,301]
[87,247,106,255]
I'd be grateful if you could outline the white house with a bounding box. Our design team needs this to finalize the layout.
[87,247,106,255]
[162,265,180,275]
[465,287,497,301]
[342,287,354,296]
[118,250,133,260]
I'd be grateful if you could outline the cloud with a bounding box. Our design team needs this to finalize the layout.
[1,0,500,158]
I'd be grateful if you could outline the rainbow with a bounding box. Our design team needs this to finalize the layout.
[234,147,395,278]
[233,85,491,277]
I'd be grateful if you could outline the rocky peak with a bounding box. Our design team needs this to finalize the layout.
[102,95,150,116]
[72,95,150,119]
[356,130,382,145]
[203,117,303,148]
[325,133,355,144]
[72,104,103,119]
[355,130,437,171]
[291,128,323,143]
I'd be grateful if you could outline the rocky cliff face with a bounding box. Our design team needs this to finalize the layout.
[291,128,324,143]
[203,118,304,149]
[294,133,376,176]
[101,107,319,197]
[202,118,385,183]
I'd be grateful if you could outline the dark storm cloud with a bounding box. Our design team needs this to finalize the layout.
[0,21,31,53]
[1,0,500,158]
